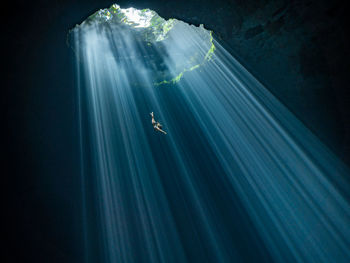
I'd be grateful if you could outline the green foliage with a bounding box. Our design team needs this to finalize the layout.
[71,3,216,87]
[156,30,216,86]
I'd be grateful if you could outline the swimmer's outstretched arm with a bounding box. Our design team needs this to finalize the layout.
[156,127,167,134]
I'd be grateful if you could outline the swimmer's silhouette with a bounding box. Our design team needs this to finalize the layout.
[150,112,167,135]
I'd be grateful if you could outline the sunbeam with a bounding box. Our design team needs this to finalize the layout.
[70,4,350,263]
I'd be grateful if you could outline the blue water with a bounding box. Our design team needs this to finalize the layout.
[73,19,350,263]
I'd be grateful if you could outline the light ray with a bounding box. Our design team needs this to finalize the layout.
[71,4,350,263]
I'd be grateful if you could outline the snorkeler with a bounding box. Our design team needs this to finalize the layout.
[150,112,167,135]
